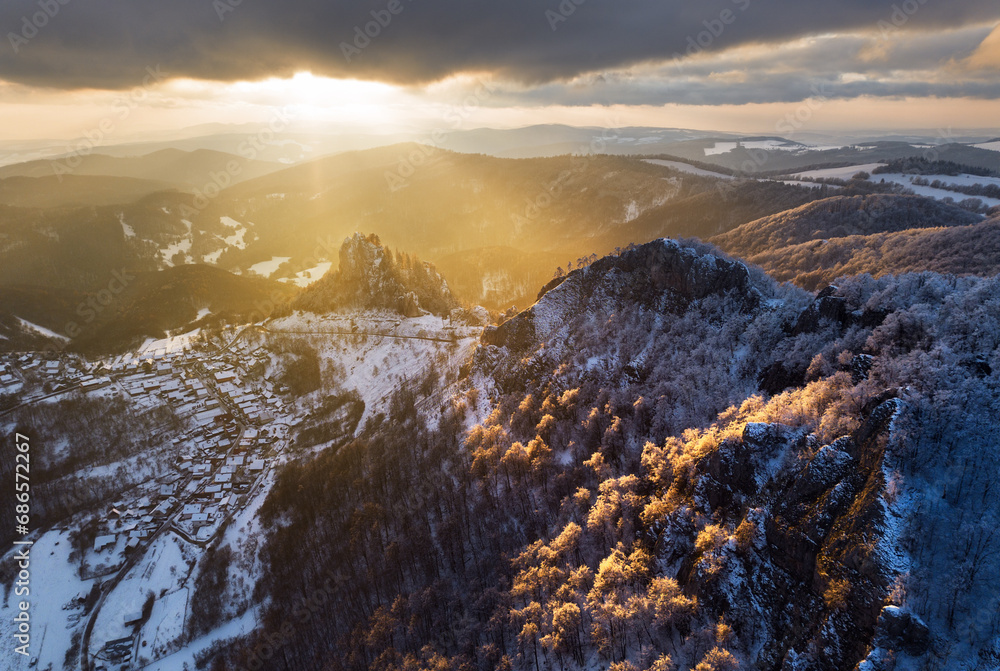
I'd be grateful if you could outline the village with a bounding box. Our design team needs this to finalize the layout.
[0,329,298,671]
[0,310,482,671]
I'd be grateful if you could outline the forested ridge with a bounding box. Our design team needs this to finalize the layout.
[204,240,1000,671]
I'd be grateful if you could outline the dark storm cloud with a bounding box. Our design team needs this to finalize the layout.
[0,0,998,91]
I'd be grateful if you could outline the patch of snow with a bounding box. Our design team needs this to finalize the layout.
[160,219,193,267]
[249,256,291,278]
[869,172,1000,208]
[220,216,249,250]
[791,163,887,181]
[705,140,805,156]
[119,212,136,238]
[203,249,224,264]
[0,530,95,671]
[279,261,332,288]
[143,607,261,671]
[16,317,69,342]
[644,159,735,180]
[92,534,194,652]
[973,141,1000,152]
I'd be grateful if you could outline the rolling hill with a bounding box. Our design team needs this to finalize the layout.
[0,174,177,208]
[71,264,298,353]
[712,194,982,257]
[0,148,286,189]
[712,195,997,290]
[725,216,1000,290]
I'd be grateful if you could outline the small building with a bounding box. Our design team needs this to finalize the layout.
[94,535,116,552]
[214,370,236,384]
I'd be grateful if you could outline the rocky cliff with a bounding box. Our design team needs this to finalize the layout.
[294,232,459,317]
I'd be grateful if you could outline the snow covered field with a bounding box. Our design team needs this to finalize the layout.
[704,139,807,155]
[868,172,1000,208]
[644,159,735,179]
[278,261,333,287]
[248,256,291,278]
[790,163,1000,208]
[0,530,94,671]
[268,311,481,425]
[16,317,70,343]
[790,163,886,181]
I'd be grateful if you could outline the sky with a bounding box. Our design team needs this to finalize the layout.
[0,0,998,142]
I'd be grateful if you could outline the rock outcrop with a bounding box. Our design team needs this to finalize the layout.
[294,233,459,317]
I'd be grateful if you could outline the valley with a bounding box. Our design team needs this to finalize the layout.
[2,131,1000,671]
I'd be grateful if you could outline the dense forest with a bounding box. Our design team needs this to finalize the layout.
[201,240,1000,670]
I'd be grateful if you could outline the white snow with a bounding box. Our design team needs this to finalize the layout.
[220,216,249,250]
[644,159,735,180]
[972,141,1000,152]
[143,607,260,671]
[279,261,333,287]
[0,530,95,671]
[790,163,1000,207]
[791,163,887,181]
[268,311,480,426]
[775,179,839,190]
[92,534,194,653]
[705,140,805,156]
[870,172,1000,208]
[249,256,291,278]
[16,317,69,342]
[160,219,194,267]
[203,249,224,264]
[119,212,136,238]
[132,329,202,359]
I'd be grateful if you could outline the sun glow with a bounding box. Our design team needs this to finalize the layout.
[164,71,414,130]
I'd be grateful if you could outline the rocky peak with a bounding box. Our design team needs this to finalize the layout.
[294,232,458,317]
[484,238,762,353]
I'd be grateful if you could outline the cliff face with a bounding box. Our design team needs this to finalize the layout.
[294,233,458,317]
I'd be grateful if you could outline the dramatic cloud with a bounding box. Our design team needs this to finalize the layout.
[478,24,1000,107]
[0,0,998,94]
